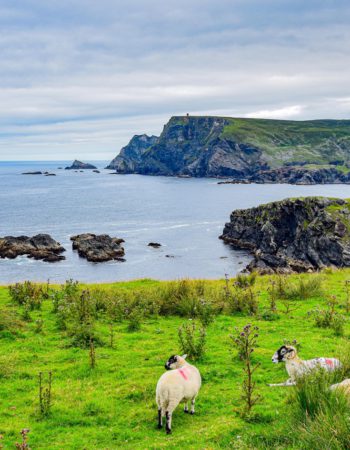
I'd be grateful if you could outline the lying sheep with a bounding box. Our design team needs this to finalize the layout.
[330,378,350,397]
[156,354,201,434]
[269,345,341,386]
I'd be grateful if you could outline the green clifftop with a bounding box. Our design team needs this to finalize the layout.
[106,116,350,181]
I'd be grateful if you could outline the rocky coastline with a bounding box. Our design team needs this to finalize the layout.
[105,116,350,183]
[220,197,350,274]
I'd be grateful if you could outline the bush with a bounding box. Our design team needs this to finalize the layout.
[309,296,346,336]
[178,320,206,360]
[8,281,43,310]
[226,285,259,315]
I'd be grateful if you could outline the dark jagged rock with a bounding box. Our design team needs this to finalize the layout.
[93,169,100,173]
[148,242,162,248]
[251,167,350,184]
[22,171,42,175]
[106,116,350,181]
[106,134,158,171]
[0,234,66,262]
[45,173,56,176]
[220,197,350,274]
[65,160,97,170]
[71,233,125,262]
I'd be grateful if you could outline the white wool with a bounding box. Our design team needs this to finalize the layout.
[156,362,201,413]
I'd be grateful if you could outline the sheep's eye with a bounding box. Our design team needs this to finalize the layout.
[280,349,286,354]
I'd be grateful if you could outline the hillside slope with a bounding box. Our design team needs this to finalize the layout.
[106,116,350,181]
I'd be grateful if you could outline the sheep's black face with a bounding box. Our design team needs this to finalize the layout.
[272,346,289,363]
[165,355,177,370]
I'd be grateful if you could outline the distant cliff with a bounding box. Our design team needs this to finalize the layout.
[106,116,350,182]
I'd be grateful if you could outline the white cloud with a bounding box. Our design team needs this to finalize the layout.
[0,1,349,160]
[245,105,304,120]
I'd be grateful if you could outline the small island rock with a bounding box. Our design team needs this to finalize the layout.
[0,234,66,262]
[65,160,97,170]
[71,233,125,262]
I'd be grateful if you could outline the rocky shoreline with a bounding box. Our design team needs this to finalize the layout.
[220,197,350,274]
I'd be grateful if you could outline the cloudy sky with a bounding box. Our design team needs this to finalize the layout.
[0,0,349,160]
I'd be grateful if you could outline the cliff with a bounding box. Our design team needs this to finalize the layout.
[220,197,350,273]
[106,116,350,181]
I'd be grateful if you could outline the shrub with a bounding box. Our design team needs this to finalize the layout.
[226,284,259,315]
[178,320,206,360]
[9,281,43,310]
[309,296,346,336]
[235,272,257,289]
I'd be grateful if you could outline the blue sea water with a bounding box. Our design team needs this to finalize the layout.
[2,161,350,283]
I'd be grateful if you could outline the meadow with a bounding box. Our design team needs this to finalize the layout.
[1,271,350,449]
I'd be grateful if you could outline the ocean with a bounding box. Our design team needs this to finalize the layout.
[1,161,350,283]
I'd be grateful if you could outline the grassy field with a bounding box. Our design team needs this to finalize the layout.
[1,272,350,449]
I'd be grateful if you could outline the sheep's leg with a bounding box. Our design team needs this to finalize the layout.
[190,397,196,415]
[268,379,296,387]
[165,411,172,434]
[157,408,163,428]
[184,402,189,413]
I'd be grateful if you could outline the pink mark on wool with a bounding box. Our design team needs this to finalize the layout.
[325,359,334,367]
[178,368,188,380]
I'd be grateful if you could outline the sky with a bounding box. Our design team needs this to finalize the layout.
[0,0,349,161]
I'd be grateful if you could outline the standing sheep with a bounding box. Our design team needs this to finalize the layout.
[156,354,201,434]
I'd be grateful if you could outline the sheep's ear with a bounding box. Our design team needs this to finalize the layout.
[182,354,188,360]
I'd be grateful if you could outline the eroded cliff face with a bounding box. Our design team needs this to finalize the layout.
[107,116,268,177]
[106,134,158,171]
[220,197,350,274]
[106,116,350,181]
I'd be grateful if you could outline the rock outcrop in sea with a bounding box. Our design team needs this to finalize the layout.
[0,234,66,262]
[71,233,125,262]
[106,116,350,183]
[220,197,350,273]
[65,160,97,170]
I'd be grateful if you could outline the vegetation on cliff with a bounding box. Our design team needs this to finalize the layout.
[107,116,350,181]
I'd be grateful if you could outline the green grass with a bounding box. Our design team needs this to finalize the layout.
[1,271,350,448]
[219,117,350,167]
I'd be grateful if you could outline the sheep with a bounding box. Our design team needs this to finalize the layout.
[269,345,341,387]
[330,378,350,397]
[156,354,201,434]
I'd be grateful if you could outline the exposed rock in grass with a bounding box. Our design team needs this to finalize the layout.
[71,233,125,262]
[0,234,66,262]
[220,197,350,274]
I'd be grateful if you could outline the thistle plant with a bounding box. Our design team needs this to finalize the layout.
[39,372,52,417]
[230,324,260,417]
